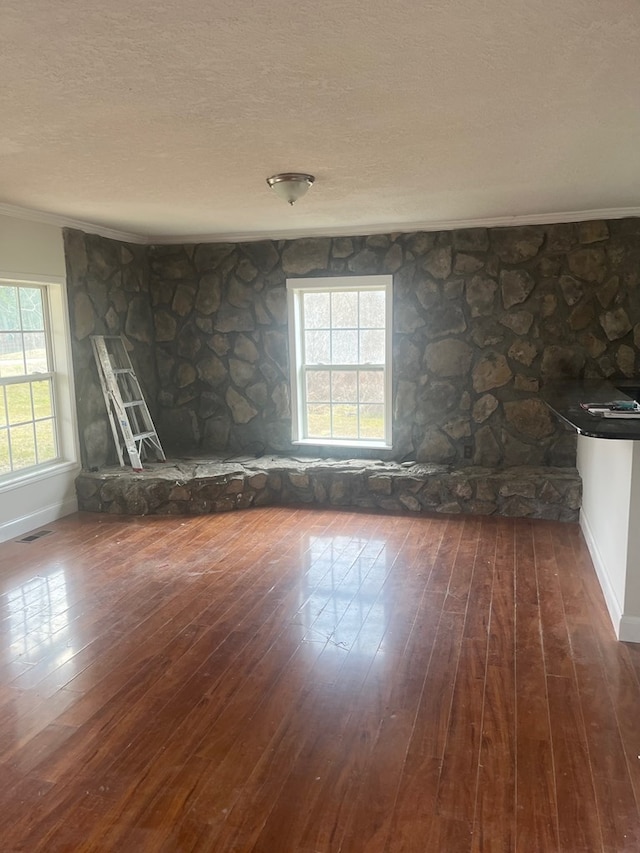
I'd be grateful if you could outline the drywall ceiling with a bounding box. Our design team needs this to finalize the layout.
[1,0,639,241]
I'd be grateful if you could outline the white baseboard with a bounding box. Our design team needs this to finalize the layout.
[0,495,78,544]
[619,616,640,643]
[579,508,625,640]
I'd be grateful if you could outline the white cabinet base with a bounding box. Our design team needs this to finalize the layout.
[577,435,640,643]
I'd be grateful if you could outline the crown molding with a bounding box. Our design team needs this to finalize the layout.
[0,270,66,286]
[147,206,640,244]
[1,200,639,246]
[0,202,147,244]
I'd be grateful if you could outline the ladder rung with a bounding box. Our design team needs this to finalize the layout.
[113,368,134,374]
[124,400,145,408]
[131,430,157,440]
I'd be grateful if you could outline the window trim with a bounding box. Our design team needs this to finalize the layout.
[0,272,78,486]
[286,275,393,450]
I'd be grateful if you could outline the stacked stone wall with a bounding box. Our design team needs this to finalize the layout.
[64,230,154,468]
[64,218,640,470]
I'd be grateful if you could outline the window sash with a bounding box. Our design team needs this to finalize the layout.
[302,365,385,442]
[0,370,55,387]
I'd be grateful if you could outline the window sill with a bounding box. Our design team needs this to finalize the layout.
[292,438,393,451]
[0,458,81,493]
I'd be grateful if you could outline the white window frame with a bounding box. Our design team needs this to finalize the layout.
[0,273,78,488]
[286,275,393,450]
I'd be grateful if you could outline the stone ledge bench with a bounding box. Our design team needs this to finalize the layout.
[75,456,581,522]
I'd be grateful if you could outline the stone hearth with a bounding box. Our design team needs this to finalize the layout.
[75,456,581,521]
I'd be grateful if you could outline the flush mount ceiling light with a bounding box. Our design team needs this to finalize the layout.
[266,172,315,205]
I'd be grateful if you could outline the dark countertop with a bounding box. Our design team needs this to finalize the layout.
[542,380,640,440]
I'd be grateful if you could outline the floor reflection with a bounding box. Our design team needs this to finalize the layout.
[299,534,388,657]
[5,569,74,665]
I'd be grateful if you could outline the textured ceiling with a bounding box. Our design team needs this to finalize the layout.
[1,0,639,241]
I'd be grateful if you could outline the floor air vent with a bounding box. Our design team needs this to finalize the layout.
[18,530,53,543]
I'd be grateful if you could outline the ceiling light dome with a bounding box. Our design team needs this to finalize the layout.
[266,173,315,205]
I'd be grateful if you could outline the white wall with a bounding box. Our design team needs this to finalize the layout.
[0,214,80,543]
[0,215,67,277]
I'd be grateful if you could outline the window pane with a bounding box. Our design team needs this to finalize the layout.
[359,290,386,328]
[10,423,36,469]
[306,370,330,402]
[307,404,331,438]
[0,389,5,427]
[0,332,26,377]
[0,430,9,474]
[32,380,53,419]
[331,291,358,328]
[305,330,330,364]
[359,371,384,403]
[331,370,357,403]
[360,329,385,364]
[0,287,20,331]
[19,288,45,331]
[6,383,32,424]
[332,404,358,438]
[35,419,57,463]
[331,330,358,364]
[24,332,48,374]
[359,404,384,439]
[303,292,330,329]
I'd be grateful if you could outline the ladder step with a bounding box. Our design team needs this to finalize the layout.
[113,368,134,374]
[123,400,145,408]
[131,430,157,440]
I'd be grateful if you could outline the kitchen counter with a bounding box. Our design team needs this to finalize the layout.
[542,379,640,439]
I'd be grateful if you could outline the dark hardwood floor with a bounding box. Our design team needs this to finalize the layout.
[0,507,639,852]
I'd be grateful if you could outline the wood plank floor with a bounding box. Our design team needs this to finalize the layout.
[0,507,639,852]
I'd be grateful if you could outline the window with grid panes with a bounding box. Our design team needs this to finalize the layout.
[0,284,58,476]
[286,276,392,448]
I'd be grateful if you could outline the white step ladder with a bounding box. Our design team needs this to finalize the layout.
[91,335,166,471]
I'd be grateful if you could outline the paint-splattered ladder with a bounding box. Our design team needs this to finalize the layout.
[91,335,165,471]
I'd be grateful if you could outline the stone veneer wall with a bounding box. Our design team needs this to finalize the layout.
[64,229,155,468]
[64,219,640,470]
